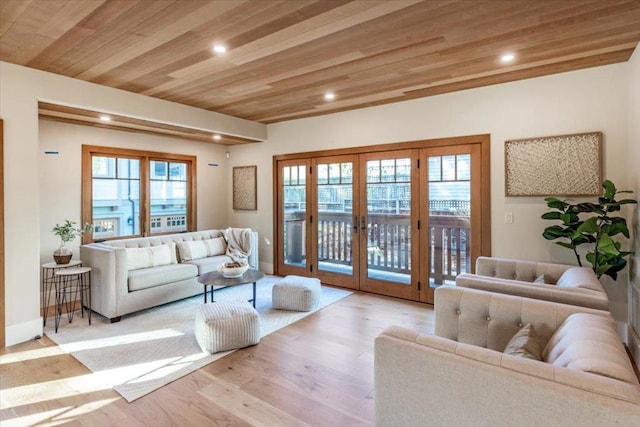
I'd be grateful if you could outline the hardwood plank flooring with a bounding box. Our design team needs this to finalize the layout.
[0,290,434,426]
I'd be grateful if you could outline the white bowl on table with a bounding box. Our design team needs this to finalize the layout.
[217,261,249,278]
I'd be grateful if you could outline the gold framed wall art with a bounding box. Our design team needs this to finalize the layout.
[505,131,602,197]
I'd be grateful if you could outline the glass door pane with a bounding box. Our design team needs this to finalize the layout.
[364,156,413,286]
[283,164,307,267]
[313,156,359,289]
[317,161,354,275]
[427,153,472,287]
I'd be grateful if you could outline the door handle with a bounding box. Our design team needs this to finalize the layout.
[353,216,358,233]
[361,216,367,234]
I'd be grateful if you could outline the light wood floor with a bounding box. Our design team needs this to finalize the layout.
[1,290,434,426]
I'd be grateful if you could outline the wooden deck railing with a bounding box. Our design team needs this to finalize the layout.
[429,215,471,284]
[285,210,470,283]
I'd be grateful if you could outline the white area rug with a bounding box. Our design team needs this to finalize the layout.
[44,275,351,402]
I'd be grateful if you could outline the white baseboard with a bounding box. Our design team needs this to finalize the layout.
[628,326,640,369]
[259,261,274,275]
[5,317,44,347]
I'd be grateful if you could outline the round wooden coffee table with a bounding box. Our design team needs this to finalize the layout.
[197,268,264,307]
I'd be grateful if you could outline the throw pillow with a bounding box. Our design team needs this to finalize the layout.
[503,323,543,361]
[177,240,207,261]
[202,237,227,256]
[126,244,173,270]
[556,267,601,291]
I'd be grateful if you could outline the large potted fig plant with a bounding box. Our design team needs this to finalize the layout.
[541,180,637,280]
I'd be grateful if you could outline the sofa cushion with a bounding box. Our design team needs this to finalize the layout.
[178,237,227,261]
[543,313,638,384]
[177,240,207,261]
[503,323,543,360]
[126,243,175,271]
[556,267,602,292]
[203,237,227,256]
[184,255,231,275]
[128,263,198,291]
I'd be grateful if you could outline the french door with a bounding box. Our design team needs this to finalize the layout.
[274,136,489,303]
[419,144,482,303]
[277,159,311,278]
[311,155,361,289]
[358,150,419,299]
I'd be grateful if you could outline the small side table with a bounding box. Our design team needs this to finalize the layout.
[41,260,82,326]
[53,266,92,333]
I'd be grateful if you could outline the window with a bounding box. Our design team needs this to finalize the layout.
[82,145,196,242]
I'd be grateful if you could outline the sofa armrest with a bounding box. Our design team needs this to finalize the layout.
[374,326,640,427]
[435,286,611,351]
[455,273,609,310]
[80,243,127,319]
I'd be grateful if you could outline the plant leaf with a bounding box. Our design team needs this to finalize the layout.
[541,212,562,220]
[603,180,616,199]
[577,217,599,234]
[555,242,576,250]
[619,199,638,205]
[571,203,604,214]
[545,199,569,210]
[598,233,621,256]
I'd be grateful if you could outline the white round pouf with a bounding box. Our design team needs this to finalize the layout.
[272,275,321,312]
[194,301,260,354]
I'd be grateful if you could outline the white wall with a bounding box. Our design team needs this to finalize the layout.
[229,61,632,321]
[627,45,640,365]
[38,120,230,263]
[0,61,265,346]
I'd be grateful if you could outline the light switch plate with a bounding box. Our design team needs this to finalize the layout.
[504,212,514,224]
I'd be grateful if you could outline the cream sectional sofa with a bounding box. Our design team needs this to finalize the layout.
[455,256,609,310]
[375,287,640,427]
[80,229,258,322]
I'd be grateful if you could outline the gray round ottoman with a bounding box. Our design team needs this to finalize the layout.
[194,301,260,354]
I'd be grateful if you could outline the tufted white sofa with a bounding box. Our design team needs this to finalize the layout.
[80,229,258,322]
[375,287,639,427]
[455,256,609,310]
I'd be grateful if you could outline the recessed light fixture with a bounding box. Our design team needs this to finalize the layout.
[500,53,515,63]
[324,92,336,101]
[213,44,227,54]
[99,115,111,122]
[213,134,222,141]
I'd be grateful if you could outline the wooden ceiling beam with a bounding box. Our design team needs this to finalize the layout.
[38,102,262,145]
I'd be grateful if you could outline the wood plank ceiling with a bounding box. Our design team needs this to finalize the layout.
[1,0,640,125]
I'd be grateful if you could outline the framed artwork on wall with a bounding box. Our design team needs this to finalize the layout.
[505,131,602,197]
[233,165,257,210]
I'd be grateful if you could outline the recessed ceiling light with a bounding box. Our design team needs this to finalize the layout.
[324,92,335,101]
[500,53,515,63]
[213,44,227,54]
[213,134,222,141]
[99,115,111,122]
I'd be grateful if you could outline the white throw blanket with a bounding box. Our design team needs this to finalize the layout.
[225,227,252,264]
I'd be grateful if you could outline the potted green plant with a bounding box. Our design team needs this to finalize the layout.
[52,220,93,264]
[541,180,637,280]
